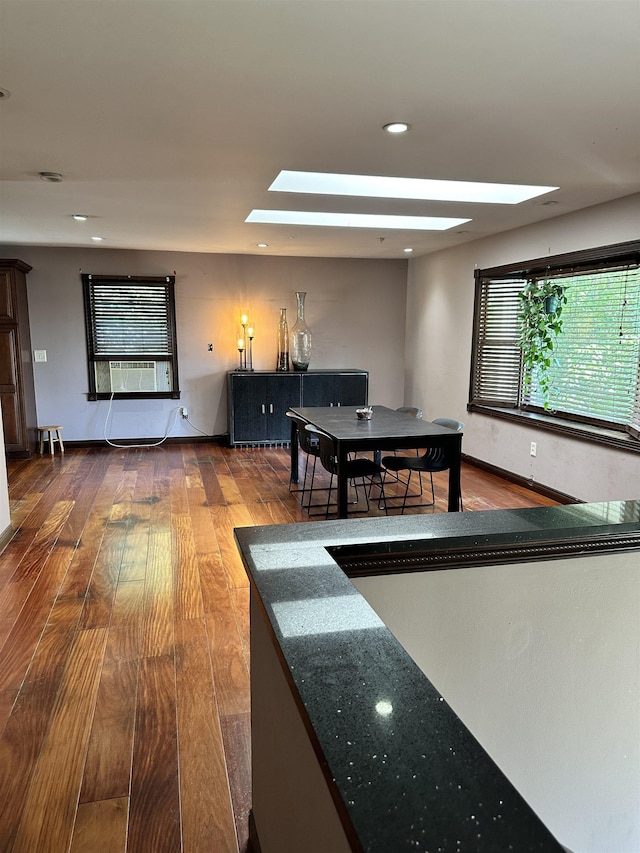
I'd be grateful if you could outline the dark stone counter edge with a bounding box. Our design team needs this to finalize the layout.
[235,500,640,852]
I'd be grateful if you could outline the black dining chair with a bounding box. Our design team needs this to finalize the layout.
[382,417,464,513]
[396,405,423,419]
[386,405,425,493]
[305,424,387,517]
[286,411,330,514]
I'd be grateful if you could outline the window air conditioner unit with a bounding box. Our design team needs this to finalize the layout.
[109,361,157,392]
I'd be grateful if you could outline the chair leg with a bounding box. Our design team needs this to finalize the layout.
[381,467,435,514]
[402,471,434,512]
[299,453,311,507]
[325,473,334,517]
[289,457,300,492]
[304,459,340,517]
[290,450,312,510]
[303,464,388,519]
[401,470,413,513]
[292,452,333,516]
[369,475,387,515]
[359,477,370,513]
[303,456,329,514]
[379,469,402,513]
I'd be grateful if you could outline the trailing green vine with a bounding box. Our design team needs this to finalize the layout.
[517,278,567,409]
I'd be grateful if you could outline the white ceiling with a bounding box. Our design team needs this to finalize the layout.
[1,0,639,260]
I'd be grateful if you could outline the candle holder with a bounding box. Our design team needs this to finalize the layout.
[247,329,254,371]
[236,315,255,371]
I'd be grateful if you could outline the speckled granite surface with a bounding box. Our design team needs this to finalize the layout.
[236,502,640,852]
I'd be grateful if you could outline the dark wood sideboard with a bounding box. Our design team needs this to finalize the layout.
[227,369,368,446]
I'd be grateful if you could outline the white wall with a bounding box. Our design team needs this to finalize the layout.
[251,595,353,853]
[355,551,640,853]
[405,194,640,502]
[0,248,407,441]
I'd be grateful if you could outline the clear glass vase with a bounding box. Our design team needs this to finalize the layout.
[276,308,289,371]
[290,291,312,372]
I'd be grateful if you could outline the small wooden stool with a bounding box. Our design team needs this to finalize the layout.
[38,425,64,455]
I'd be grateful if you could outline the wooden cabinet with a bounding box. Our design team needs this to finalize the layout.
[228,369,368,446]
[0,260,37,459]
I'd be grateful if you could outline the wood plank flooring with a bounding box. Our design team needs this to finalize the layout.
[0,443,558,852]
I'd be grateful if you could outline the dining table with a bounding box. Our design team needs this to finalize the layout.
[289,405,463,518]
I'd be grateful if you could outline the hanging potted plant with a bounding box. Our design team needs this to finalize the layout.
[517,278,567,409]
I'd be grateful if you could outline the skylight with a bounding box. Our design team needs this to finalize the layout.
[269,170,558,205]
[245,210,471,231]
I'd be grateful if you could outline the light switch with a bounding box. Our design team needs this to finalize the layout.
[34,349,47,362]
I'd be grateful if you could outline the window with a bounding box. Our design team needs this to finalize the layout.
[82,274,180,400]
[469,241,640,449]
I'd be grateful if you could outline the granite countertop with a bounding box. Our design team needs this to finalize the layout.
[235,502,640,852]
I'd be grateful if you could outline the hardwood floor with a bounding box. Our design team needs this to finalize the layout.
[0,443,558,852]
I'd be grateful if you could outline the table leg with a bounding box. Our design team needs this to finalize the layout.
[337,446,349,519]
[290,419,299,484]
[448,436,462,512]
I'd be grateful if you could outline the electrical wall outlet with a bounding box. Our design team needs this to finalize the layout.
[181,406,188,418]
[530,441,537,457]
[34,349,47,362]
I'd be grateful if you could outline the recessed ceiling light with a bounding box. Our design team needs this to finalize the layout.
[39,171,63,183]
[246,210,470,231]
[72,214,88,221]
[0,88,10,100]
[91,236,104,242]
[269,170,558,205]
[403,247,414,253]
[383,122,411,134]
[257,242,268,248]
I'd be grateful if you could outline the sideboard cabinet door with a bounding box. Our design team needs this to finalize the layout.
[301,371,368,407]
[299,373,334,408]
[229,374,268,443]
[267,375,302,442]
[334,372,368,406]
[228,372,302,445]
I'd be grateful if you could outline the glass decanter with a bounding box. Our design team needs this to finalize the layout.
[290,291,312,372]
[276,308,289,371]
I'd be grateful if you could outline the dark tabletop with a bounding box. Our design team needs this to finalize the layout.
[290,405,461,441]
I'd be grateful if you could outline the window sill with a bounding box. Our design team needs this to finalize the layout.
[467,404,640,454]
[88,392,180,401]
